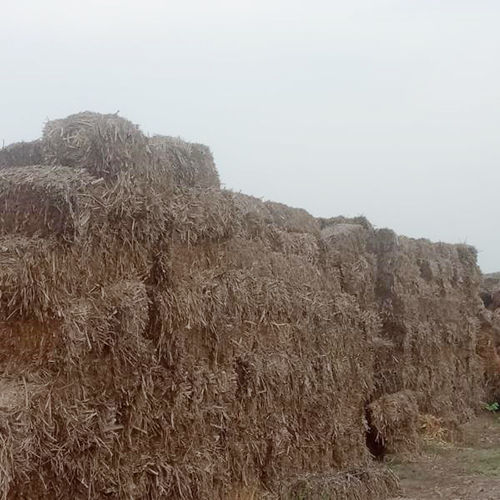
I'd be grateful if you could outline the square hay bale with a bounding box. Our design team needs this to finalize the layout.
[0,319,61,368]
[149,135,220,189]
[264,201,319,234]
[367,390,419,454]
[0,140,43,168]
[62,280,150,362]
[320,218,377,307]
[0,374,47,497]
[477,309,500,401]
[0,165,99,240]
[168,189,240,244]
[42,111,150,178]
[0,236,68,320]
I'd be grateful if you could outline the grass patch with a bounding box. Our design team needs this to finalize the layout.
[460,448,500,477]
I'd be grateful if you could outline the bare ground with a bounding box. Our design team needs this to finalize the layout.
[389,412,500,500]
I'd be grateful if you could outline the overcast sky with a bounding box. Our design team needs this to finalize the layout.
[1,0,498,271]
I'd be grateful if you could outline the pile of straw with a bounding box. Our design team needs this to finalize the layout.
[0,111,489,499]
[281,467,399,500]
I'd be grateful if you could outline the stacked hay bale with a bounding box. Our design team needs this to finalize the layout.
[149,135,220,189]
[481,272,500,310]
[477,309,500,402]
[370,230,484,427]
[319,218,485,450]
[0,140,43,168]
[477,272,500,402]
[0,112,398,499]
[0,110,488,497]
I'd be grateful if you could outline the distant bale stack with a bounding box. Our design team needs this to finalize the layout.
[0,140,43,168]
[42,111,150,179]
[370,230,483,423]
[481,272,500,311]
[149,135,220,189]
[477,309,500,402]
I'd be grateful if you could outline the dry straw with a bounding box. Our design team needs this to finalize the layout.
[0,111,488,499]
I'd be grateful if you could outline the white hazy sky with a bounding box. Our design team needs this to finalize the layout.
[1,0,499,271]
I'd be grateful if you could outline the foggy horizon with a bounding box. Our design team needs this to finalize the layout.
[1,0,498,272]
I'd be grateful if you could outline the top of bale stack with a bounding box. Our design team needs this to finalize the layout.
[41,112,220,189]
[0,140,43,168]
[149,135,220,189]
[42,111,151,179]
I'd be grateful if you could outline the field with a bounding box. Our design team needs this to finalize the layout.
[390,413,500,500]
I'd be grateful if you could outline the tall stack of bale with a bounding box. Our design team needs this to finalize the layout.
[318,218,485,451]
[0,110,487,498]
[0,112,398,499]
[369,230,484,443]
[477,273,500,401]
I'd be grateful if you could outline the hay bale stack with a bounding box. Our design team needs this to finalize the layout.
[481,272,500,310]
[149,135,220,189]
[0,175,381,497]
[477,309,500,401]
[0,110,489,498]
[370,230,484,423]
[0,140,43,168]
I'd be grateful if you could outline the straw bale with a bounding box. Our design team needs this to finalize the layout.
[62,280,150,361]
[367,390,419,453]
[281,467,399,500]
[147,233,378,494]
[477,309,500,401]
[149,135,220,189]
[370,230,484,423]
[0,165,99,240]
[0,373,47,499]
[0,139,43,168]
[0,319,61,370]
[42,111,150,178]
[264,201,319,234]
[0,236,69,320]
[320,218,377,307]
[232,193,321,262]
[168,189,240,245]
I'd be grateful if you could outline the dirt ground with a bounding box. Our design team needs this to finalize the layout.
[389,412,500,500]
